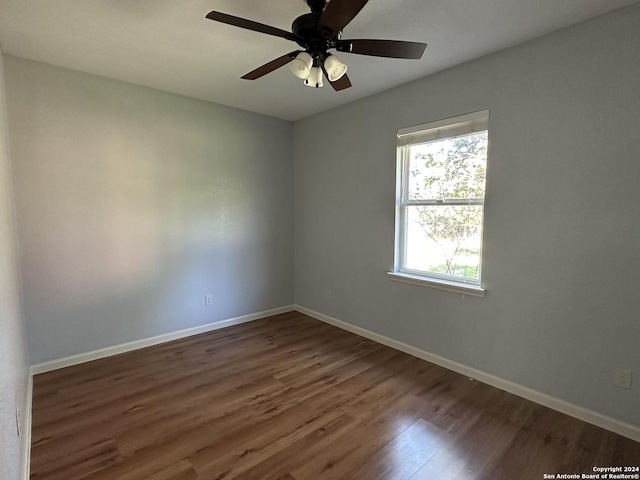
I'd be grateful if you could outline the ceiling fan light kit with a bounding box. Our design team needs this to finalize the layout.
[292,52,346,87]
[304,66,324,88]
[290,52,314,79]
[206,0,427,92]
[324,54,348,82]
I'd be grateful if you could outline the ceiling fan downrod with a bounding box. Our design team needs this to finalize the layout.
[306,0,327,14]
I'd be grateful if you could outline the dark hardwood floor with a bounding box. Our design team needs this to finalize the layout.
[30,311,640,479]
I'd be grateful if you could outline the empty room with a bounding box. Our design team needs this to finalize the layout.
[1,0,639,479]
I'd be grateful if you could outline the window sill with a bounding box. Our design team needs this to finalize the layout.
[387,272,486,297]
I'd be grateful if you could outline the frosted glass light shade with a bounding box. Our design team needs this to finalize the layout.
[290,52,313,79]
[324,54,348,82]
[304,67,323,88]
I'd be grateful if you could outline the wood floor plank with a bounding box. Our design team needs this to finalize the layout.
[189,385,350,478]
[345,418,444,480]
[32,324,343,440]
[289,392,434,480]
[30,313,640,480]
[142,459,198,480]
[32,353,281,449]
[228,413,360,480]
[113,375,286,456]
[476,406,586,479]
[86,381,346,479]
[409,389,536,480]
[30,438,122,480]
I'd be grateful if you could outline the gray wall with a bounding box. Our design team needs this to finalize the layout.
[0,50,29,480]
[294,4,640,426]
[5,57,294,365]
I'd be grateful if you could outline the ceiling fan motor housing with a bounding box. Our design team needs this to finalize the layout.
[292,13,333,54]
[292,13,322,39]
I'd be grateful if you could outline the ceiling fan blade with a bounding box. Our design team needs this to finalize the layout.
[320,63,352,91]
[329,73,352,91]
[319,0,369,38]
[336,39,427,59]
[241,51,302,80]
[206,11,300,42]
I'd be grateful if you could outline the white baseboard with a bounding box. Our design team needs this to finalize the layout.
[22,373,32,480]
[30,305,295,375]
[294,305,640,443]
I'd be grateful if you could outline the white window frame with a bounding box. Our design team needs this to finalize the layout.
[388,110,489,297]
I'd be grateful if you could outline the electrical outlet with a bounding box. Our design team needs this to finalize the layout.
[204,295,213,306]
[325,289,332,300]
[613,368,632,389]
[16,409,20,437]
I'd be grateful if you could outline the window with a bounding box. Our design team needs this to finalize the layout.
[390,110,489,296]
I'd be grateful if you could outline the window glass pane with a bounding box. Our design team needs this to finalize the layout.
[405,205,483,281]
[407,132,488,201]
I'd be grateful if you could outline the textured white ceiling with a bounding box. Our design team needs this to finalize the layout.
[0,0,637,121]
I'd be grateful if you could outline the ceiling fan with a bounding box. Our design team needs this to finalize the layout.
[205,0,427,91]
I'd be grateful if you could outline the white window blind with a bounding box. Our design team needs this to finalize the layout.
[397,110,489,147]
